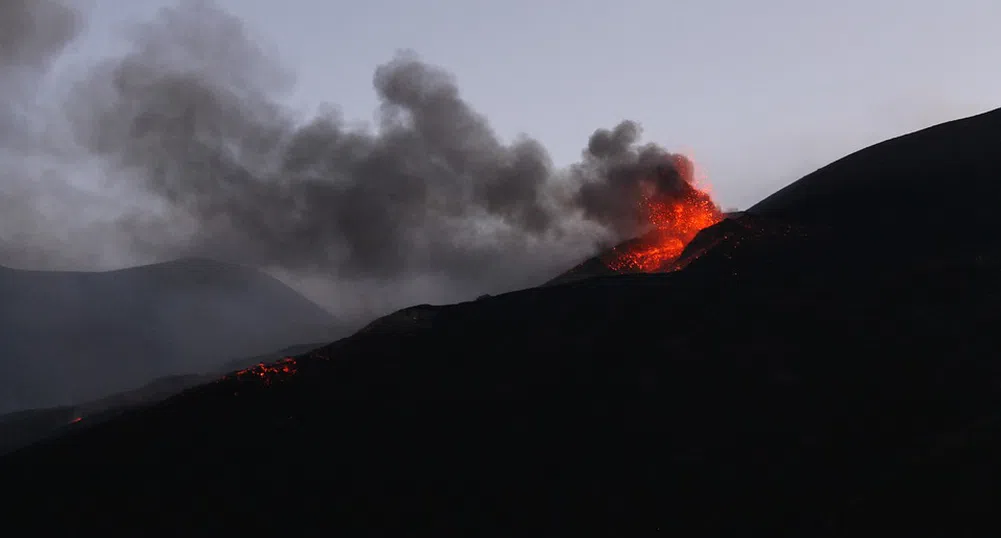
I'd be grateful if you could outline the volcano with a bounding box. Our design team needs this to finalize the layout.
[545,210,743,286]
[548,154,726,286]
[5,109,1001,536]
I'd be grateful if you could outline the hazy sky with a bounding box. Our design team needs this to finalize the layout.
[65,0,1000,210]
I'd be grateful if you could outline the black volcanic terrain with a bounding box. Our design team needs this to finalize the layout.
[0,257,340,412]
[5,109,1001,536]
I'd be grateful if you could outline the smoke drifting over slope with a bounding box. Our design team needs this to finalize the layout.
[2,0,713,314]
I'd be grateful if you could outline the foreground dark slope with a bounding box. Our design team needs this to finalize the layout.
[0,257,340,412]
[4,110,1001,536]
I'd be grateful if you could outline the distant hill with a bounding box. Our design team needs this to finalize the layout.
[0,257,343,412]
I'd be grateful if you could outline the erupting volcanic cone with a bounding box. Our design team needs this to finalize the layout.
[604,154,723,273]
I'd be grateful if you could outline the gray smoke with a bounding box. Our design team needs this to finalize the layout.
[0,0,79,144]
[573,121,704,236]
[4,0,711,314]
[0,0,86,266]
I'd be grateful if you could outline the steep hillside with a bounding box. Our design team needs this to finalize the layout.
[749,107,1001,243]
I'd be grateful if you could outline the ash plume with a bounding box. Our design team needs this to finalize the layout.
[0,0,84,265]
[0,0,79,144]
[574,121,705,236]
[6,0,713,312]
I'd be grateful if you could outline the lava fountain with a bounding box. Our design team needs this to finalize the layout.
[605,154,723,272]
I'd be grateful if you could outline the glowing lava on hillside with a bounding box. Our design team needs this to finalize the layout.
[606,154,723,272]
[234,357,298,386]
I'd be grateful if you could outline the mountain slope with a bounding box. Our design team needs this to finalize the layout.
[0,257,342,412]
[4,108,1001,536]
[749,107,1001,236]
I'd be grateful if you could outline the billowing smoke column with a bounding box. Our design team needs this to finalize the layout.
[1,0,717,312]
[0,0,84,265]
[574,121,710,237]
[0,0,79,142]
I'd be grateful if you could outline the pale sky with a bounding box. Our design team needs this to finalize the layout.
[61,0,1001,211]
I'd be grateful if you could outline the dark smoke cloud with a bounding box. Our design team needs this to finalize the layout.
[0,0,79,143]
[0,0,85,265]
[0,0,78,66]
[6,0,710,315]
[574,121,703,236]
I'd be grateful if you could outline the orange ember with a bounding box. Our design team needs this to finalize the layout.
[234,357,298,386]
[606,154,723,272]
[69,417,82,424]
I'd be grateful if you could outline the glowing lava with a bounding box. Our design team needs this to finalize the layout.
[234,357,298,386]
[606,154,723,272]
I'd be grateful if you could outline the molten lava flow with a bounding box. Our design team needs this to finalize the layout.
[606,154,723,272]
[234,357,298,386]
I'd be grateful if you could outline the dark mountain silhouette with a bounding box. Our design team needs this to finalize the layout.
[0,257,342,413]
[4,109,1001,536]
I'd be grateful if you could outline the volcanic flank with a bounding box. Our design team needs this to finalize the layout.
[6,108,1001,536]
